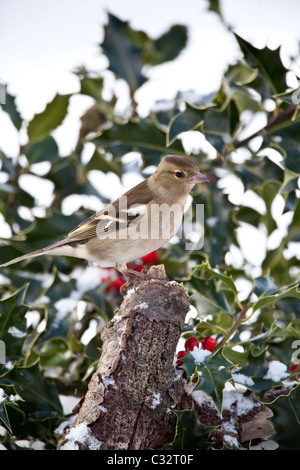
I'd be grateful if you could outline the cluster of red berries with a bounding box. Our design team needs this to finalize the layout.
[99,251,160,293]
[176,336,217,366]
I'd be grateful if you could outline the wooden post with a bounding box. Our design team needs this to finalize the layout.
[57,265,190,450]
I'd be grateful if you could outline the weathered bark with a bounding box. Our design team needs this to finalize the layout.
[57,265,189,450]
[57,264,275,450]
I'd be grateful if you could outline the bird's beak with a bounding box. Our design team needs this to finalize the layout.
[188,171,209,184]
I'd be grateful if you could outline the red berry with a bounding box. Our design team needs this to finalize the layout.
[202,337,216,351]
[208,174,216,185]
[133,264,144,273]
[142,251,159,265]
[290,363,299,374]
[185,337,199,352]
[105,277,126,293]
[176,350,187,366]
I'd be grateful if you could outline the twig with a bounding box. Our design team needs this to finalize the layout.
[213,291,253,353]
[232,105,297,150]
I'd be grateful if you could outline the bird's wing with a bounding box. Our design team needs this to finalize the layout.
[63,180,153,245]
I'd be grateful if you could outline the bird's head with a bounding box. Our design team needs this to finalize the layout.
[149,155,209,202]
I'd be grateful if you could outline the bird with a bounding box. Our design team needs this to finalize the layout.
[0,155,208,279]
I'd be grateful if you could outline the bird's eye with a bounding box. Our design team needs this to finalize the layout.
[175,171,183,178]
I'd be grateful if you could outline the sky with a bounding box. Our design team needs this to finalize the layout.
[0,0,300,270]
[1,0,300,129]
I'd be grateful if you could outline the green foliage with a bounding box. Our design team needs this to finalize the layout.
[27,94,71,143]
[266,384,300,450]
[163,407,214,450]
[181,349,234,413]
[0,9,300,450]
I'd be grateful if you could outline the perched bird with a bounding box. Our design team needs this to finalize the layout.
[0,155,208,278]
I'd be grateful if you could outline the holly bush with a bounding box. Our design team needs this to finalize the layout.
[0,9,300,450]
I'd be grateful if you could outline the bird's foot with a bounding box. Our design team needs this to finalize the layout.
[120,268,167,295]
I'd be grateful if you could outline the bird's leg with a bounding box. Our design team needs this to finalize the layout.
[119,268,146,294]
[124,267,148,279]
[116,264,168,295]
[121,268,167,295]
[124,267,168,281]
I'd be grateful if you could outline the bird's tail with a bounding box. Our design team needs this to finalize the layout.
[0,247,48,268]
[0,235,70,268]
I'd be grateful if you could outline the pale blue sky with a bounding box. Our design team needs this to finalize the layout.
[1,0,300,124]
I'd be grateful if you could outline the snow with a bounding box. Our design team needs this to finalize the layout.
[233,373,254,387]
[134,302,148,310]
[263,360,289,382]
[58,422,102,451]
[15,439,46,450]
[126,287,135,296]
[54,298,78,318]
[149,393,162,409]
[187,380,260,418]
[102,376,117,389]
[223,386,260,416]
[222,417,236,435]
[3,361,14,370]
[114,314,123,322]
[55,415,76,435]
[0,388,20,405]
[73,266,102,293]
[60,423,92,451]
[0,389,5,404]
[28,440,46,450]
[223,433,239,448]
[190,346,211,365]
[7,326,26,338]
[189,389,216,410]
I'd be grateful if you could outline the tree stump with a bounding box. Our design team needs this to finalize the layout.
[57,265,190,450]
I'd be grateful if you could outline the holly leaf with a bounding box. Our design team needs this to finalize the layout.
[252,282,300,314]
[101,13,146,93]
[235,34,289,95]
[92,118,185,164]
[193,261,238,298]
[26,136,59,164]
[27,94,70,142]
[0,362,62,429]
[181,351,234,413]
[163,406,213,450]
[0,386,21,433]
[202,106,233,154]
[270,118,300,174]
[0,286,29,361]
[79,76,104,107]
[148,25,188,66]
[85,148,121,176]
[266,384,300,450]
[167,102,207,145]
[187,260,240,313]
[194,353,234,413]
[0,90,23,130]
